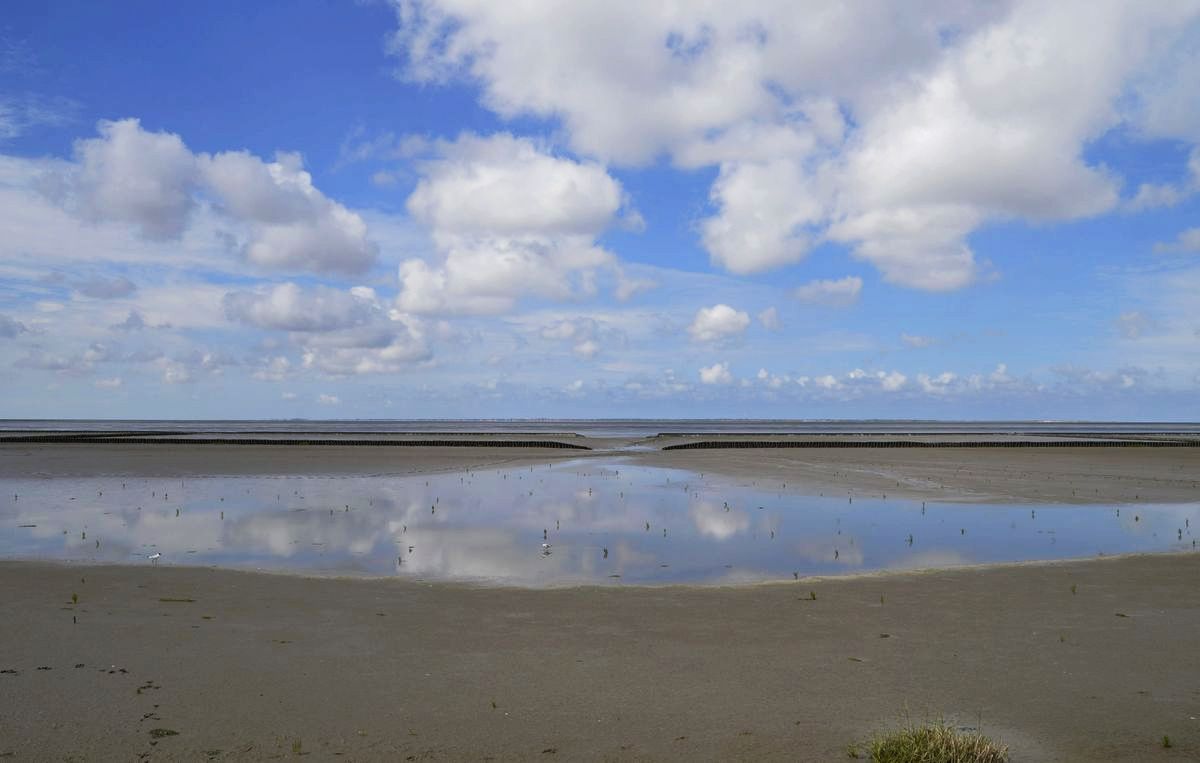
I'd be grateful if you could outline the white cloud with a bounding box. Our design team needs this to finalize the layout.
[1154,227,1200,254]
[223,283,377,332]
[317,393,341,405]
[253,356,292,382]
[397,133,633,314]
[75,274,137,299]
[688,303,750,343]
[573,339,600,359]
[63,118,198,239]
[917,371,958,395]
[793,276,862,307]
[879,370,907,391]
[0,93,76,142]
[389,1,1199,290]
[614,269,656,301]
[201,150,377,274]
[93,377,122,389]
[698,361,733,385]
[299,321,431,376]
[756,368,790,389]
[901,333,937,348]
[1116,310,1150,339]
[701,158,822,273]
[159,360,192,385]
[0,313,28,338]
[813,374,841,390]
[48,119,377,274]
[758,306,780,331]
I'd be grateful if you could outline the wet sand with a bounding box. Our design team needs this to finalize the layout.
[1,554,1198,761]
[4,438,1199,504]
[646,445,1200,504]
[2,438,1199,759]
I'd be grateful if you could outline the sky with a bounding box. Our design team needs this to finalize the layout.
[1,0,1199,420]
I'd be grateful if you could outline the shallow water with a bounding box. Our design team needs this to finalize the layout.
[2,458,1197,585]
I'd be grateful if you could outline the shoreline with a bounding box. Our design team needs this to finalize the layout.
[5,547,1196,590]
[2,553,1197,760]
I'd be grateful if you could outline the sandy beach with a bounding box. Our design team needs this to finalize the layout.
[2,437,1199,760]
[1,554,1198,761]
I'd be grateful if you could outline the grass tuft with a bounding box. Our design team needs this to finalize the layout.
[854,720,1009,763]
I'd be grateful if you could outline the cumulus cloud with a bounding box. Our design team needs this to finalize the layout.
[389,1,1199,290]
[62,118,198,239]
[298,320,432,375]
[317,393,340,405]
[879,370,907,391]
[396,133,634,314]
[698,361,733,385]
[688,304,750,343]
[756,368,790,389]
[200,151,377,274]
[701,159,822,273]
[223,283,378,332]
[220,283,433,375]
[48,119,377,274]
[917,372,958,395]
[793,276,862,307]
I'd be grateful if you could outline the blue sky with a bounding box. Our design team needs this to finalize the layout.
[1,1,1198,419]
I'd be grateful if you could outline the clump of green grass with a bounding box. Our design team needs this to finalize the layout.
[852,720,1009,763]
[1162,735,1172,749]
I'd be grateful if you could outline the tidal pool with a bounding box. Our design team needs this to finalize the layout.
[2,458,1197,585]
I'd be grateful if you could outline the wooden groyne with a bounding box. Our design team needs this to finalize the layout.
[662,439,1200,450]
[0,435,590,450]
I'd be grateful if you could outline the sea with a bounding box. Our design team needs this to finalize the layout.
[3,418,1200,437]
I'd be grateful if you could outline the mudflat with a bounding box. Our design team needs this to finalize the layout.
[2,439,1198,760]
[1,554,1198,761]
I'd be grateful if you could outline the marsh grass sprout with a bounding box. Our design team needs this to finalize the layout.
[860,720,1009,763]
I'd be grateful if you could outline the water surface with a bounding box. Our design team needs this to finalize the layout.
[5,458,1197,585]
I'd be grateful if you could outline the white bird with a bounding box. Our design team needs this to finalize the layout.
[148,552,161,564]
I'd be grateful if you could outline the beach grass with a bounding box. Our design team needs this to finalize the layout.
[850,719,1009,762]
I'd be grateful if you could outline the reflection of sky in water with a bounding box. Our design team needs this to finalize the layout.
[2,458,1198,586]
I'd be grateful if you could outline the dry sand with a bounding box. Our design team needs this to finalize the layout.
[1,555,1198,761]
[2,438,1199,760]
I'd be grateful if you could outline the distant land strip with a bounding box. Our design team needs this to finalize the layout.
[0,436,590,449]
[662,439,1200,450]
